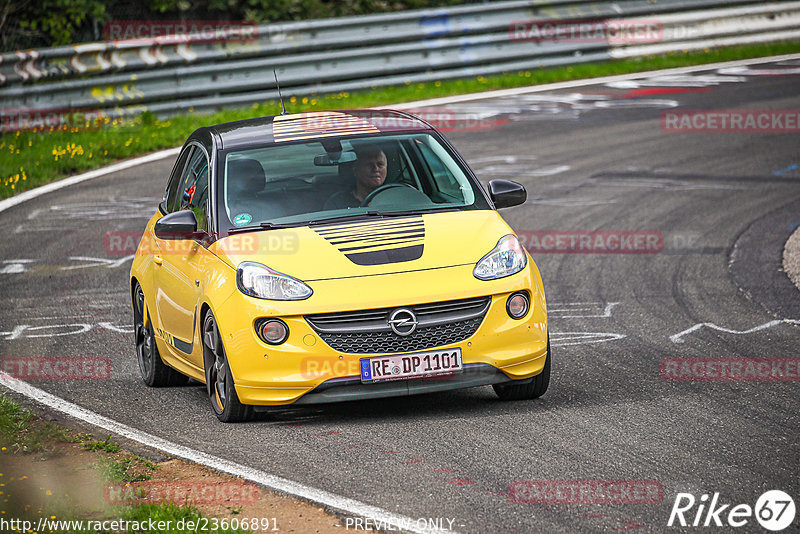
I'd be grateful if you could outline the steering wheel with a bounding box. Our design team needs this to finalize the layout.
[360,183,415,207]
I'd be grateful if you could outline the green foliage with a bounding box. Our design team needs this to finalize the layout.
[81,434,122,453]
[2,0,470,51]
[121,503,251,533]
[93,454,156,483]
[0,394,72,455]
[2,0,108,50]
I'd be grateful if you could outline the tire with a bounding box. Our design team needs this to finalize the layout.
[202,312,253,423]
[493,336,550,401]
[132,283,190,387]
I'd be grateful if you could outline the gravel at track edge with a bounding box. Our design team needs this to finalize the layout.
[782,226,800,292]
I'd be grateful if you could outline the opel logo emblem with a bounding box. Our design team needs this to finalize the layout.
[388,308,418,336]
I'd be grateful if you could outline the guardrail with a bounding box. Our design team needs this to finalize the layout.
[1,0,799,122]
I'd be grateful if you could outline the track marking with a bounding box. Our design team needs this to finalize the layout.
[548,302,620,318]
[391,54,800,109]
[60,255,135,271]
[0,259,35,274]
[0,374,454,534]
[670,319,800,344]
[550,332,626,347]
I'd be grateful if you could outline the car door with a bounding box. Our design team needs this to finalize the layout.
[152,143,212,367]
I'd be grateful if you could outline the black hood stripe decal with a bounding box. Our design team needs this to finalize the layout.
[314,220,423,236]
[313,216,425,266]
[327,229,424,245]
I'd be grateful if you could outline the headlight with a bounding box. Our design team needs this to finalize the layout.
[236,262,312,300]
[473,234,528,280]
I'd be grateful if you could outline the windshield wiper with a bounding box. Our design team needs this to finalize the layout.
[227,221,301,233]
[307,211,384,226]
[307,208,456,226]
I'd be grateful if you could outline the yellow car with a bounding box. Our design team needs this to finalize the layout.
[130,110,549,422]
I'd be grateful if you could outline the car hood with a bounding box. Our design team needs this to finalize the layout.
[210,210,516,281]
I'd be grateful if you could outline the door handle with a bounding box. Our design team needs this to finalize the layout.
[154,255,163,265]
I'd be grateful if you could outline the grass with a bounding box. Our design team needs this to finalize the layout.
[119,503,252,533]
[2,39,800,200]
[0,395,253,533]
[0,395,71,456]
[93,454,156,483]
[81,433,122,453]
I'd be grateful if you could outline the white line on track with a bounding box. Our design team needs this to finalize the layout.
[0,148,180,216]
[670,319,800,343]
[391,53,800,110]
[0,374,452,534]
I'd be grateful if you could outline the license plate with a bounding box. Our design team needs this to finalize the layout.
[360,348,462,383]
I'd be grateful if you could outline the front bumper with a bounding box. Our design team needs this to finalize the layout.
[278,362,538,406]
[212,263,548,406]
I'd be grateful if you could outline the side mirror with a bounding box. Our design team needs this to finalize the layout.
[488,179,527,209]
[154,210,200,240]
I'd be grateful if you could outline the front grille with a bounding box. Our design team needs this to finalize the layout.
[305,296,491,354]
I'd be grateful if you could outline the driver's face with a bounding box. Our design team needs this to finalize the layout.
[354,150,387,191]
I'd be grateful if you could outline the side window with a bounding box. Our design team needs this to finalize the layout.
[415,141,461,199]
[163,147,193,213]
[178,147,210,232]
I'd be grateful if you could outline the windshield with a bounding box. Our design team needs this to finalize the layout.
[219,133,489,230]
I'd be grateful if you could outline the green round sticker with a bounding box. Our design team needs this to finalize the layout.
[233,213,252,226]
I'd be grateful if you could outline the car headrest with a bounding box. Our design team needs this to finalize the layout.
[227,158,265,196]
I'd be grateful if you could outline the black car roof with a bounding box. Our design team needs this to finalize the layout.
[199,109,435,150]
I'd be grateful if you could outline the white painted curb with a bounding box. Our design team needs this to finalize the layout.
[0,374,446,534]
[0,148,180,215]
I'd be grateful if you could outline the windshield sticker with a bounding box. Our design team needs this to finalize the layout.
[233,213,252,226]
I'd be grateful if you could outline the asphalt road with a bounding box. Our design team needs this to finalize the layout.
[2,59,800,533]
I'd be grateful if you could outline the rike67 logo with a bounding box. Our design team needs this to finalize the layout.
[668,490,796,531]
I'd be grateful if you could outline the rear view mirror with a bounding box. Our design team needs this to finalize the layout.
[488,180,527,209]
[314,152,357,166]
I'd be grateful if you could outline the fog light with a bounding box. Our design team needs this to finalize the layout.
[507,292,530,319]
[256,319,289,345]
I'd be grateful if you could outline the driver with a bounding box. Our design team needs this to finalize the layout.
[324,146,387,210]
